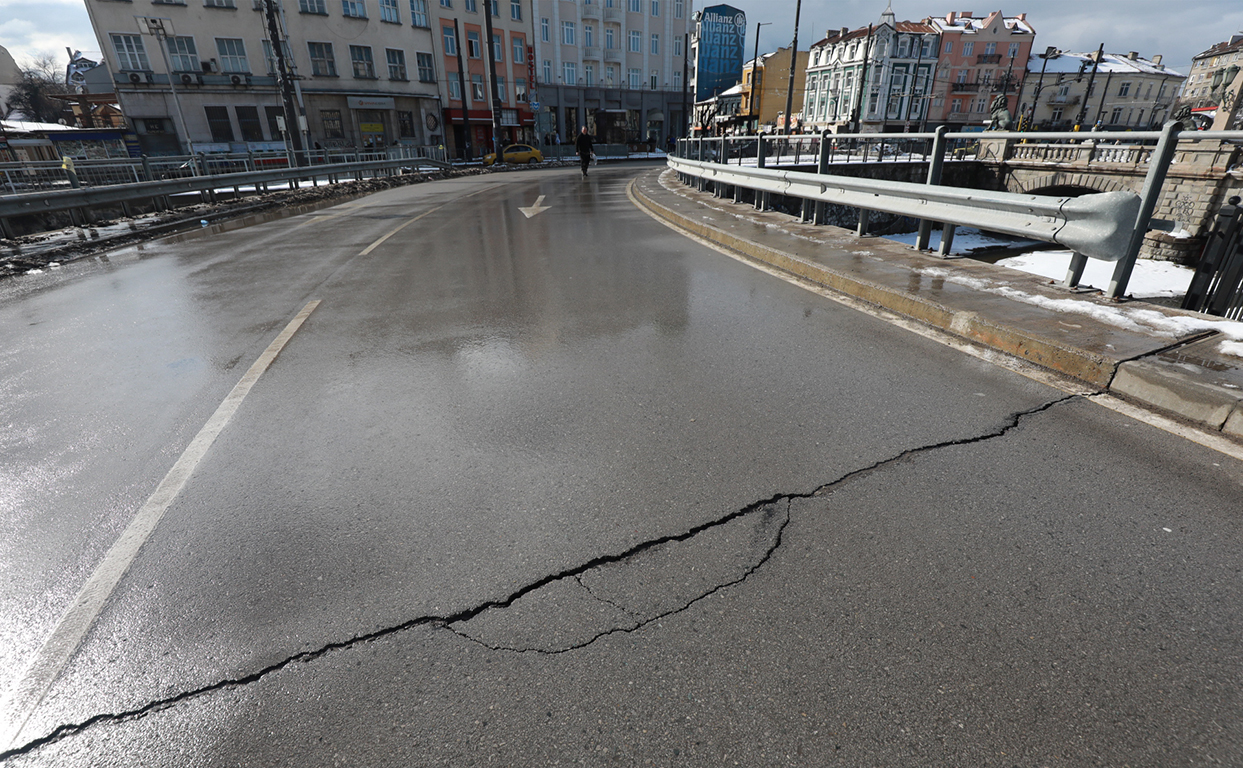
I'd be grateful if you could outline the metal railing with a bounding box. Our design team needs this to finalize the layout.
[0,153,450,238]
[0,145,447,195]
[670,126,1243,299]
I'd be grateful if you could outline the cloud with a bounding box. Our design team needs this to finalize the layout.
[0,2,97,67]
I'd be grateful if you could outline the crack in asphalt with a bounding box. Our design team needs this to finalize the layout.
[574,575,647,620]
[0,394,1076,762]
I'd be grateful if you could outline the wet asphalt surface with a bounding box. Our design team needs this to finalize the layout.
[1,163,1242,766]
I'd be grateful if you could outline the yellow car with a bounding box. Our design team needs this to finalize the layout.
[483,144,544,166]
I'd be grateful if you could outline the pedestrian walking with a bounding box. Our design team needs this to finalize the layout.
[575,126,595,178]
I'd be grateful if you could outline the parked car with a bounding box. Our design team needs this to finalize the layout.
[482,144,543,166]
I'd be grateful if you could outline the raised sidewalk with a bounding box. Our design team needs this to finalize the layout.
[632,168,1243,443]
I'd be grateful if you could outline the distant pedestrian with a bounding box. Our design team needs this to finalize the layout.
[574,126,594,178]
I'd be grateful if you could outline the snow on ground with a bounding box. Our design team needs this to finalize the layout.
[997,249,1195,299]
[883,227,1043,256]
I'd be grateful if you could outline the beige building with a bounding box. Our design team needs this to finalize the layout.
[530,0,691,145]
[84,0,443,154]
[1018,50,1184,131]
[740,47,808,132]
[1178,33,1243,117]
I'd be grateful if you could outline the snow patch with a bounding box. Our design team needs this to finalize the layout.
[1220,341,1243,358]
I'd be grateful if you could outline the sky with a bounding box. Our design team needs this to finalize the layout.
[0,0,1238,75]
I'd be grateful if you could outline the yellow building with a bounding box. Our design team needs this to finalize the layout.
[740,46,809,132]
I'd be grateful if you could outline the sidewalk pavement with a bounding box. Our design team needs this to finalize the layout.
[632,168,1243,443]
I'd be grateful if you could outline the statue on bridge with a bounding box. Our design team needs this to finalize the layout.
[986,94,1013,131]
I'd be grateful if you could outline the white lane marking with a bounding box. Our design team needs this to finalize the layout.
[359,185,497,255]
[519,195,551,218]
[627,179,1243,464]
[0,300,322,751]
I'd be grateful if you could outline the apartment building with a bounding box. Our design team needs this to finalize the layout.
[803,5,937,134]
[85,0,445,155]
[531,0,691,145]
[430,0,535,158]
[1178,33,1243,113]
[1018,50,1183,131]
[924,10,1034,130]
[739,47,808,133]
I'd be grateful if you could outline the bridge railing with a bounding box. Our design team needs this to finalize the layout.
[672,125,1243,299]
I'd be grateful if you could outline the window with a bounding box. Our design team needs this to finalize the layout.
[443,26,457,56]
[629,30,641,52]
[492,33,502,61]
[216,38,249,72]
[650,0,658,14]
[471,73,485,98]
[410,0,428,26]
[584,64,594,85]
[1118,81,1131,97]
[584,25,594,48]
[166,36,198,71]
[321,108,344,138]
[342,0,366,16]
[350,45,376,78]
[510,0,521,20]
[541,19,549,43]
[386,48,407,79]
[650,69,657,88]
[605,64,615,84]
[562,21,575,46]
[542,60,551,83]
[1050,107,1063,122]
[962,41,973,56]
[111,34,149,70]
[496,76,506,101]
[204,0,236,7]
[628,0,639,11]
[516,77,527,101]
[467,30,481,58]
[951,98,961,113]
[308,42,336,75]
[379,0,399,21]
[651,34,658,55]
[1008,42,1019,59]
[398,110,415,136]
[416,52,435,81]
[563,61,577,83]
[449,75,461,99]
[299,0,327,12]
[628,67,640,88]
[1110,106,1123,124]
[512,36,524,63]
[943,40,952,54]
[236,106,264,141]
[261,40,293,74]
[673,37,681,57]
[440,0,450,5]
[984,42,996,55]
[605,28,615,49]
[672,69,681,87]
[204,106,234,141]
[490,0,498,15]
[464,0,475,10]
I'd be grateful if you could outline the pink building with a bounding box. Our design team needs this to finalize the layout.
[925,11,1035,129]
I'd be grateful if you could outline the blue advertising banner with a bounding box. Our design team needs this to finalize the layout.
[695,4,746,102]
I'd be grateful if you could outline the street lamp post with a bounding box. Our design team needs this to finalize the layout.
[749,22,771,133]
[137,16,192,156]
[783,0,802,135]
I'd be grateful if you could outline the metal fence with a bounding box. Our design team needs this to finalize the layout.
[0,145,447,195]
[672,126,1243,299]
[1183,196,1243,319]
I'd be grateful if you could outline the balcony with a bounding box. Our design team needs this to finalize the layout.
[583,45,601,60]
[976,53,1002,64]
[604,48,623,63]
[950,81,981,92]
[603,6,622,21]
[581,3,600,19]
[1046,94,1081,105]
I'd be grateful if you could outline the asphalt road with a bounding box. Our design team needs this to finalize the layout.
[1,163,1241,766]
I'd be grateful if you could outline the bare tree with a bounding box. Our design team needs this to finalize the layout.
[4,53,71,124]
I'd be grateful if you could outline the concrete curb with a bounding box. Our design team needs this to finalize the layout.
[631,169,1243,444]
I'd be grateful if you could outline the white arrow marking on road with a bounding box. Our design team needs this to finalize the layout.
[519,195,551,218]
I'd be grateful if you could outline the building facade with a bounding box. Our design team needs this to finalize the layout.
[1018,50,1183,131]
[923,10,1034,130]
[803,7,938,134]
[431,0,536,158]
[1178,33,1243,113]
[531,0,691,146]
[84,0,444,155]
[740,47,807,133]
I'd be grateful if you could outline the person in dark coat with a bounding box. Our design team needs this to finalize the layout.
[574,126,594,178]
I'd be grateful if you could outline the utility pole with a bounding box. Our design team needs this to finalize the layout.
[850,25,874,133]
[750,22,771,133]
[902,33,926,131]
[1093,70,1114,128]
[1025,46,1057,130]
[262,0,305,164]
[1074,43,1103,130]
[782,0,802,134]
[482,0,503,156]
[681,32,689,137]
[137,17,191,156]
[452,19,473,159]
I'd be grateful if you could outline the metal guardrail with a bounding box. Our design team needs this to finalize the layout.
[672,126,1243,298]
[0,155,449,237]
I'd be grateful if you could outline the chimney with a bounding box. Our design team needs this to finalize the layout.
[841,26,849,38]
[960,11,972,18]
[1151,54,1162,65]
[1017,12,1026,20]
[1128,51,1138,60]
[947,11,957,23]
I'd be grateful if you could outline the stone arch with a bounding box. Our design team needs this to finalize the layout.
[1007,170,1132,196]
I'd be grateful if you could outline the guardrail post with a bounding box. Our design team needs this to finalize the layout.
[814,131,831,225]
[916,126,949,250]
[1061,252,1089,288]
[754,136,769,211]
[938,223,957,257]
[0,216,15,240]
[857,209,870,237]
[1107,120,1182,299]
[140,155,153,183]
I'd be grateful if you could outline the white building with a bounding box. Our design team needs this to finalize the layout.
[1018,50,1184,131]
